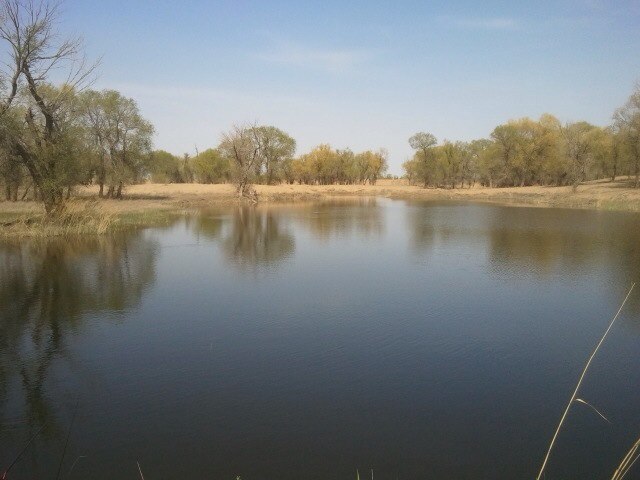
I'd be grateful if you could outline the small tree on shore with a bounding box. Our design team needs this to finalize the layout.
[219,124,261,202]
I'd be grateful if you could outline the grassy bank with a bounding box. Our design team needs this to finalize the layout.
[0,200,180,238]
[1,178,639,237]
[77,176,640,212]
[79,178,640,212]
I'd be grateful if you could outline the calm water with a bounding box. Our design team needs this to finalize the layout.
[1,199,640,480]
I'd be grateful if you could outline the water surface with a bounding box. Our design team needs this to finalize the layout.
[1,199,640,479]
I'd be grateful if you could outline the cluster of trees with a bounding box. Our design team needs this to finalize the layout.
[288,145,388,185]
[145,130,388,196]
[146,149,231,185]
[1,0,639,217]
[145,125,297,189]
[404,85,640,190]
[0,0,388,212]
[0,0,154,212]
[0,85,154,204]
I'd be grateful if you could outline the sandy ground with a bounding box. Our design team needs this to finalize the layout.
[2,178,640,218]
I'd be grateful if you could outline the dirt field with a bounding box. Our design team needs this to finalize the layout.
[2,178,640,220]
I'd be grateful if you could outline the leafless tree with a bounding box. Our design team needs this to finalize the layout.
[0,0,98,214]
[613,83,640,188]
[219,124,262,203]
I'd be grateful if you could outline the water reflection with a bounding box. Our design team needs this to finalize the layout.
[296,198,384,240]
[485,207,640,313]
[407,202,640,310]
[184,212,224,241]
[217,207,295,270]
[2,201,640,480]
[406,201,503,252]
[0,234,158,443]
[486,208,640,274]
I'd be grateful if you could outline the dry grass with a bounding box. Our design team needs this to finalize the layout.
[71,177,640,212]
[611,436,640,480]
[0,200,115,238]
[536,284,636,480]
[0,199,179,238]
[1,177,639,237]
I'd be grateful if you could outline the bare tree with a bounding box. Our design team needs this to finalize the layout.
[613,83,640,188]
[0,0,97,214]
[562,121,595,192]
[219,124,262,202]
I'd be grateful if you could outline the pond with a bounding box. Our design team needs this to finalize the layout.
[1,199,640,479]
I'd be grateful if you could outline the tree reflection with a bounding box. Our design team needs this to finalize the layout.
[219,206,295,270]
[184,211,224,241]
[407,203,640,312]
[296,198,384,240]
[407,202,481,253]
[486,208,640,312]
[0,233,158,448]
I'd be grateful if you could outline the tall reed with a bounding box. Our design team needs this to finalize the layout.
[611,436,640,480]
[0,200,116,238]
[536,283,635,480]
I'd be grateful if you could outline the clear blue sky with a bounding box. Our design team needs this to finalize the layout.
[63,0,640,174]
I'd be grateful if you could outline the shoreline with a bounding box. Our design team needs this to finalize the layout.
[73,177,640,212]
[87,177,640,213]
[1,178,639,236]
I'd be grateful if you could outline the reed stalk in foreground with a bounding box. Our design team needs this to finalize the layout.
[0,425,44,480]
[535,283,636,480]
[611,435,640,480]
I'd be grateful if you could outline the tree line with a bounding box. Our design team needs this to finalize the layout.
[1,0,639,217]
[0,0,387,211]
[403,86,640,190]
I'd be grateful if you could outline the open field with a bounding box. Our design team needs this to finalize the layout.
[79,177,640,212]
[63,177,640,211]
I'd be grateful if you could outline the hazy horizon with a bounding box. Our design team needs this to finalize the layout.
[63,0,640,174]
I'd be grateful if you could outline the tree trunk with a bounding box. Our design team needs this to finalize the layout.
[237,181,258,204]
[42,187,65,216]
[21,182,32,201]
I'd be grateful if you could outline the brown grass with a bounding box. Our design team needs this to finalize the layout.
[74,177,640,213]
[536,284,635,480]
[1,178,639,237]
[0,200,117,238]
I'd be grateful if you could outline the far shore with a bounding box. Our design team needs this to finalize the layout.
[1,178,640,225]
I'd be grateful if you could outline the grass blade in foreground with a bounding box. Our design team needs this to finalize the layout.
[611,436,640,480]
[535,283,636,480]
